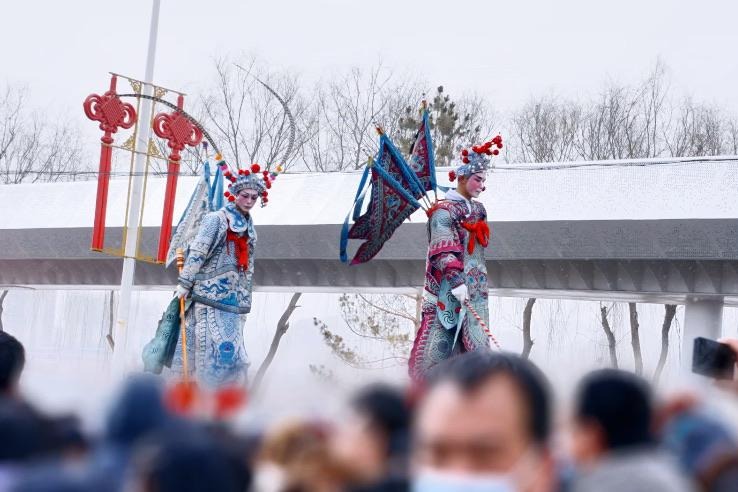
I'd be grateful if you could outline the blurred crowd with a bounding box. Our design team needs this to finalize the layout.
[1,330,738,492]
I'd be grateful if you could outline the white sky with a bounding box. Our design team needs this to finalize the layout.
[2,0,737,122]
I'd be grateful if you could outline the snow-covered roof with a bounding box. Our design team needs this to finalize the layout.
[1,155,736,230]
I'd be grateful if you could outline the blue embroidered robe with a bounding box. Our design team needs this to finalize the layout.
[171,203,255,387]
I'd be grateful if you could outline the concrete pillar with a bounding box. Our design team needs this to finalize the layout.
[682,297,724,371]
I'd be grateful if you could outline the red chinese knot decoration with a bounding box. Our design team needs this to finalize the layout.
[153,95,203,163]
[83,75,137,251]
[153,95,203,262]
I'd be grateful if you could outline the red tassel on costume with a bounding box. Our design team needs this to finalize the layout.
[166,381,199,415]
[214,386,248,419]
[461,220,490,254]
[226,229,249,270]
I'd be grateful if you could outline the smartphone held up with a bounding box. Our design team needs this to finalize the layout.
[692,337,737,380]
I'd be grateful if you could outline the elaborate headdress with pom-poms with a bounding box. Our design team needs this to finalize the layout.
[218,155,282,207]
[448,135,503,182]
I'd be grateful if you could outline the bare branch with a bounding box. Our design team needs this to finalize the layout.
[0,290,8,332]
[252,293,302,393]
[629,303,643,375]
[599,303,619,368]
[521,298,536,359]
[653,304,677,384]
[0,84,86,184]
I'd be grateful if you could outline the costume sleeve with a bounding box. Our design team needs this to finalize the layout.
[178,212,221,290]
[428,208,465,288]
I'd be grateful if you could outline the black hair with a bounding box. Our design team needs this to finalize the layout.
[426,350,552,444]
[574,368,653,449]
[351,383,411,457]
[0,331,25,394]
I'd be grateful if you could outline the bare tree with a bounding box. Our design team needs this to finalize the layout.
[510,95,582,163]
[0,84,85,184]
[315,292,419,370]
[302,64,424,172]
[599,303,619,368]
[575,62,670,161]
[665,98,727,157]
[313,317,367,368]
[252,293,302,393]
[639,60,670,158]
[629,302,643,375]
[727,118,738,154]
[521,298,536,359]
[200,57,309,171]
[653,304,678,384]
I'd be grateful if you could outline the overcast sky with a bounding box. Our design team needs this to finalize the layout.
[2,0,737,124]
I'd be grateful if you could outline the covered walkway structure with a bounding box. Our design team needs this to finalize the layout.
[1,155,737,360]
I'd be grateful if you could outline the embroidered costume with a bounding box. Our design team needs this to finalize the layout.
[337,102,503,380]
[169,162,275,387]
[408,137,502,380]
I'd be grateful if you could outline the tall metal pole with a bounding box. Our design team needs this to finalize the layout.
[112,0,161,375]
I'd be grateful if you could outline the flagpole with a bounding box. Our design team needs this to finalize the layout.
[112,0,161,377]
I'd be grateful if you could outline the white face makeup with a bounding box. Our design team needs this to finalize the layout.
[463,173,487,198]
[235,189,259,213]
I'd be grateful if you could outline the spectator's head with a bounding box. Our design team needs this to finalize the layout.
[412,351,553,490]
[331,383,411,483]
[48,414,89,460]
[256,420,350,492]
[106,374,170,447]
[658,396,738,491]
[132,425,248,492]
[570,369,653,466]
[0,399,46,462]
[0,331,25,396]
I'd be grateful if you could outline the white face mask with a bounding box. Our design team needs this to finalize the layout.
[411,448,540,492]
[412,468,515,492]
[251,463,287,492]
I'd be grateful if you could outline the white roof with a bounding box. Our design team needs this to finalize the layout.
[1,156,736,230]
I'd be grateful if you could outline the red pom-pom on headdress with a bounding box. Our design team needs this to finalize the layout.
[251,163,261,173]
[448,170,456,182]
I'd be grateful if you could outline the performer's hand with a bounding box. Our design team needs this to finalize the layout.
[451,284,468,306]
[175,285,190,299]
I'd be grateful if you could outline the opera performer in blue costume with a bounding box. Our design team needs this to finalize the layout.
[143,160,277,388]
